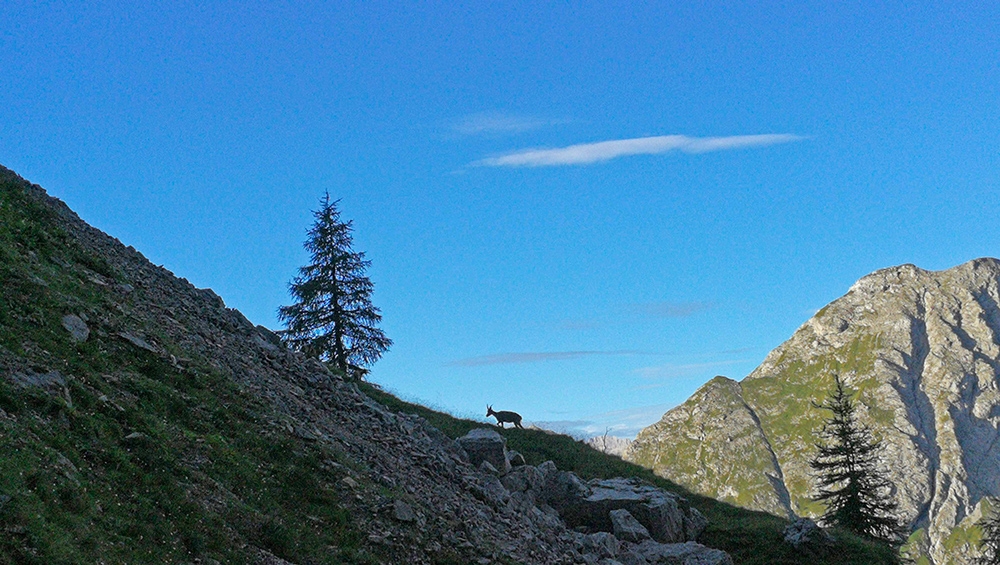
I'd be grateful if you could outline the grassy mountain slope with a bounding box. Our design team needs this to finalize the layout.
[0,167,370,564]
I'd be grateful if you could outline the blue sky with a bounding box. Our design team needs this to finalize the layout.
[3,2,999,438]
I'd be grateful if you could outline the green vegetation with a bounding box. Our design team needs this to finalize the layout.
[278,193,391,377]
[972,498,996,565]
[0,174,375,564]
[741,332,888,515]
[811,374,902,544]
[626,377,787,515]
[359,382,900,565]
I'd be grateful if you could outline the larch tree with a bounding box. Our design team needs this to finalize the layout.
[811,373,903,544]
[278,194,391,378]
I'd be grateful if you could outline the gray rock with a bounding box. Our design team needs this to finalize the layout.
[630,540,734,565]
[456,428,511,474]
[562,477,705,543]
[586,435,634,457]
[392,499,416,522]
[507,450,526,467]
[539,468,590,511]
[610,508,650,542]
[538,460,559,477]
[783,517,835,551]
[118,331,159,353]
[468,473,510,508]
[502,465,545,495]
[10,370,66,391]
[584,531,620,558]
[61,314,90,342]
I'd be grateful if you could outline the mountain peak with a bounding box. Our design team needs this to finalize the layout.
[628,259,1000,564]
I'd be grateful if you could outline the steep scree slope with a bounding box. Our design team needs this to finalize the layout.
[0,165,603,564]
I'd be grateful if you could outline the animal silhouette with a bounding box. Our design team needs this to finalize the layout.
[487,405,523,429]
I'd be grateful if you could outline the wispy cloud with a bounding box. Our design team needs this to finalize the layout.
[451,112,561,136]
[447,349,645,367]
[473,134,805,167]
[556,301,713,331]
[633,301,714,319]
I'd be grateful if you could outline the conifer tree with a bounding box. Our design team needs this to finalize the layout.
[811,373,903,544]
[977,502,1000,565]
[278,194,391,377]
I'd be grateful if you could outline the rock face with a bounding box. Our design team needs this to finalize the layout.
[626,259,1000,565]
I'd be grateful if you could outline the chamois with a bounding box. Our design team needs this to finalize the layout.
[487,405,523,429]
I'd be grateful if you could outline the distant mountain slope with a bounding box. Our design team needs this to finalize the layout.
[627,259,1000,564]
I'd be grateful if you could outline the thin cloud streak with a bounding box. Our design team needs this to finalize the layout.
[473,134,805,167]
[447,349,645,367]
[635,301,714,319]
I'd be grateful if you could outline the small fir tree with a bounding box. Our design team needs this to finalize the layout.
[278,194,391,377]
[977,501,1000,565]
[811,373,903,544]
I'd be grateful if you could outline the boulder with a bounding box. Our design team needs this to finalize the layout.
[782,517,835,552]
[626,540,734,565]
[392,499,417,522]
[562,477,706,543]
[502,464,545,494]
[610,508,651,542]
[456,428,511,474]
[61,314,89,342]
[584,532,620,558]
[539,468,590,511]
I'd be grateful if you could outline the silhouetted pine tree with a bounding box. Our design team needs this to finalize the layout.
[977,502,1000,565]
[278,194,391,377]
[811,374,903,544]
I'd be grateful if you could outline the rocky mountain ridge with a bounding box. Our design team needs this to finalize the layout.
[626,259,1000,564]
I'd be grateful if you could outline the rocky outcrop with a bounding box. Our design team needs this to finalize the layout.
[560,478,707,544]
[458,426,721,562]
[627,259,1000,564]
[456,428,512,474]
